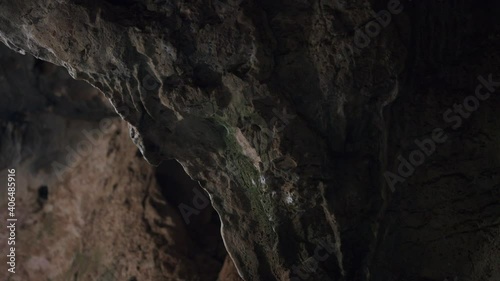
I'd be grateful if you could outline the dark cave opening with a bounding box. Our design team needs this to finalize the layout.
[155,159,230,278]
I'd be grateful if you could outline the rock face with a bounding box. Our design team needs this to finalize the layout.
[0,45,237,281]
[0,0,499,280]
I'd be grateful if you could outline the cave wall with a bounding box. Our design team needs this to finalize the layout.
[0,0,499,280]
[0,45,238,281]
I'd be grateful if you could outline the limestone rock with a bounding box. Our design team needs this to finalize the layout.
[0,0,499,280]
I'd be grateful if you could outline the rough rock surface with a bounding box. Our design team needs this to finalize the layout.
[0,45,239,281]
[0,0,499,280]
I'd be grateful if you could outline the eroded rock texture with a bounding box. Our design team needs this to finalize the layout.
[0,0,499,280]
[0,45,237,281]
